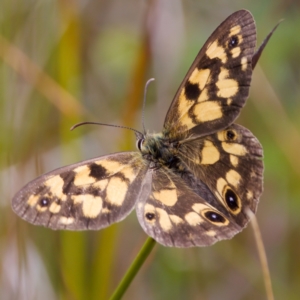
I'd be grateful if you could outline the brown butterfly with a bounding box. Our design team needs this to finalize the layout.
[12,10,278,247]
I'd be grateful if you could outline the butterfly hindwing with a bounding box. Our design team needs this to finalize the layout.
[164,10,256,138]
[136,169,242,247]
[12,152,148,230]
[177,123,263,227]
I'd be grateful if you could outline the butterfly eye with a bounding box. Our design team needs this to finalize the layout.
[136,138,145,151]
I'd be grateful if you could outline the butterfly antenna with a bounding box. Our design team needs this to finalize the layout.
[70,121,143,137]
[142,78,155,135]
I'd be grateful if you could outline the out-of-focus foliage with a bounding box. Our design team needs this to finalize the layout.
[1,0,300,299]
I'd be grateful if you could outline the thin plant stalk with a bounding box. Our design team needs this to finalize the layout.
[248,209,274,300]
[109,237,156,300]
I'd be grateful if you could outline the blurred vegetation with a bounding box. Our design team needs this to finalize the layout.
[1,0,300,299]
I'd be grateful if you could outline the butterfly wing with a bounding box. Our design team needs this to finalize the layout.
[12,152,148,230]
[136,168,243,247]
[163,10,256,138]
[178,124,263,227]
[136,124,263,247]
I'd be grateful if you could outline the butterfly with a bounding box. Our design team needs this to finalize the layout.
[12,10,277,247]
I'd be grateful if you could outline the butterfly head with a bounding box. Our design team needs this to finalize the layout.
[136,132,179,168]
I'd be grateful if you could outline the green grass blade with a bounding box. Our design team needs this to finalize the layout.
[109,237,156,300]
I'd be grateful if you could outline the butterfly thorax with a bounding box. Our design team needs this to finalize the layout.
[138,133,180,169]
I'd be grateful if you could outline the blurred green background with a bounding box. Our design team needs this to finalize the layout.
[1,0,300,299]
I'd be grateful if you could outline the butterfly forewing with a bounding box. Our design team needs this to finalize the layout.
[164,10,256,138]
[12,152,148,230]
